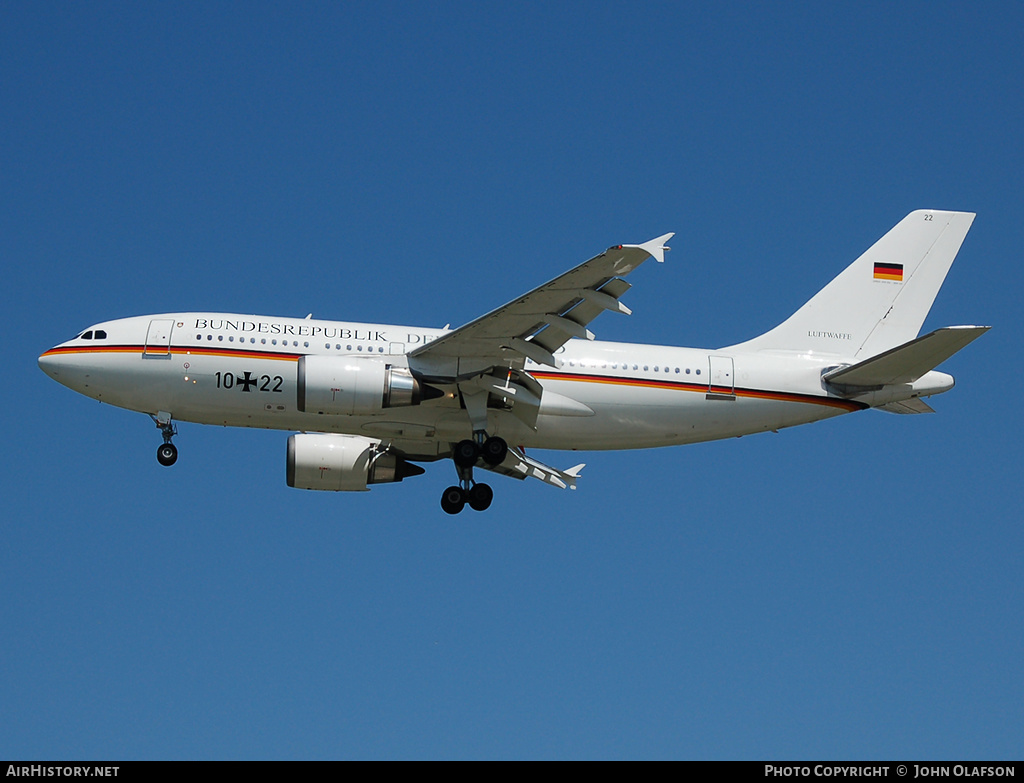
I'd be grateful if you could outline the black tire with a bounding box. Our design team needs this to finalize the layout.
[481,436,508,466]
[468,483,493,512]
[440,486,466,515]
[156,442,178,467]
[453,439,480,468]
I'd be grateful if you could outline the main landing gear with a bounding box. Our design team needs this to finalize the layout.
[150,413,178,467]
[440,434,508,515]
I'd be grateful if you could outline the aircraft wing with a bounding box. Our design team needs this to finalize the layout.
[481,445,585,490]
[408,234,673,380]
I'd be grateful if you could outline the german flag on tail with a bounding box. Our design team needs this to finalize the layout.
[873,262,903,281]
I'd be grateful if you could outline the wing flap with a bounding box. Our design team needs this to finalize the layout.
[877,398,936,414]
[481,445,584,490]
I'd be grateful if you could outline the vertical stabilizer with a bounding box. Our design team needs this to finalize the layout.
[727,210,975,359]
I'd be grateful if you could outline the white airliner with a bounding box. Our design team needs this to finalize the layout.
[39,210,987,513]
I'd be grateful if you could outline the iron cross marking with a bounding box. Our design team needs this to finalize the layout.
[238,371,258,392]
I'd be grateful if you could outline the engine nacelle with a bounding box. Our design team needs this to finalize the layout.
[297,355,426,415]
[286,433,424,492]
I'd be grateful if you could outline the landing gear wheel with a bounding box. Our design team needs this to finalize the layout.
[453,439,481,468]
[481,437,508,466]
[156,442,178,467]
[449,435,500,513]
[441,486,466,515]
[467,483,493,511]
[150,413,178,467]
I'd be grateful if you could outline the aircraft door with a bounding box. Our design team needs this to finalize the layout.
[707,355,735,400]
[144,318,175,358]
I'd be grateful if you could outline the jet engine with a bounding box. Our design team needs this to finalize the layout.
[297,356,441,415]
[286,433,425,491]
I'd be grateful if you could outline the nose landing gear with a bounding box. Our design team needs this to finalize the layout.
[150,412,178,467]
[440,434,507,514]
[157,442,178,467]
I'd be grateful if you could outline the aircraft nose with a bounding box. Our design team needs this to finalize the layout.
[39,345,100,398]
[38,348,78,386]
[38,349,62,379]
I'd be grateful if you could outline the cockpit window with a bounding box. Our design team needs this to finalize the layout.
[94,330,107,339]
[81,331,94,340]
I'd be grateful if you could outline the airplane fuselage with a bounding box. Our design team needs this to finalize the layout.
[39,312,953,458]
[37,211,985,512]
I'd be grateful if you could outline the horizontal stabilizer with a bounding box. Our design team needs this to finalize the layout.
[823,326,989,387]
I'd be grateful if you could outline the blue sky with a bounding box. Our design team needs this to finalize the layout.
[2,2,1022,759]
